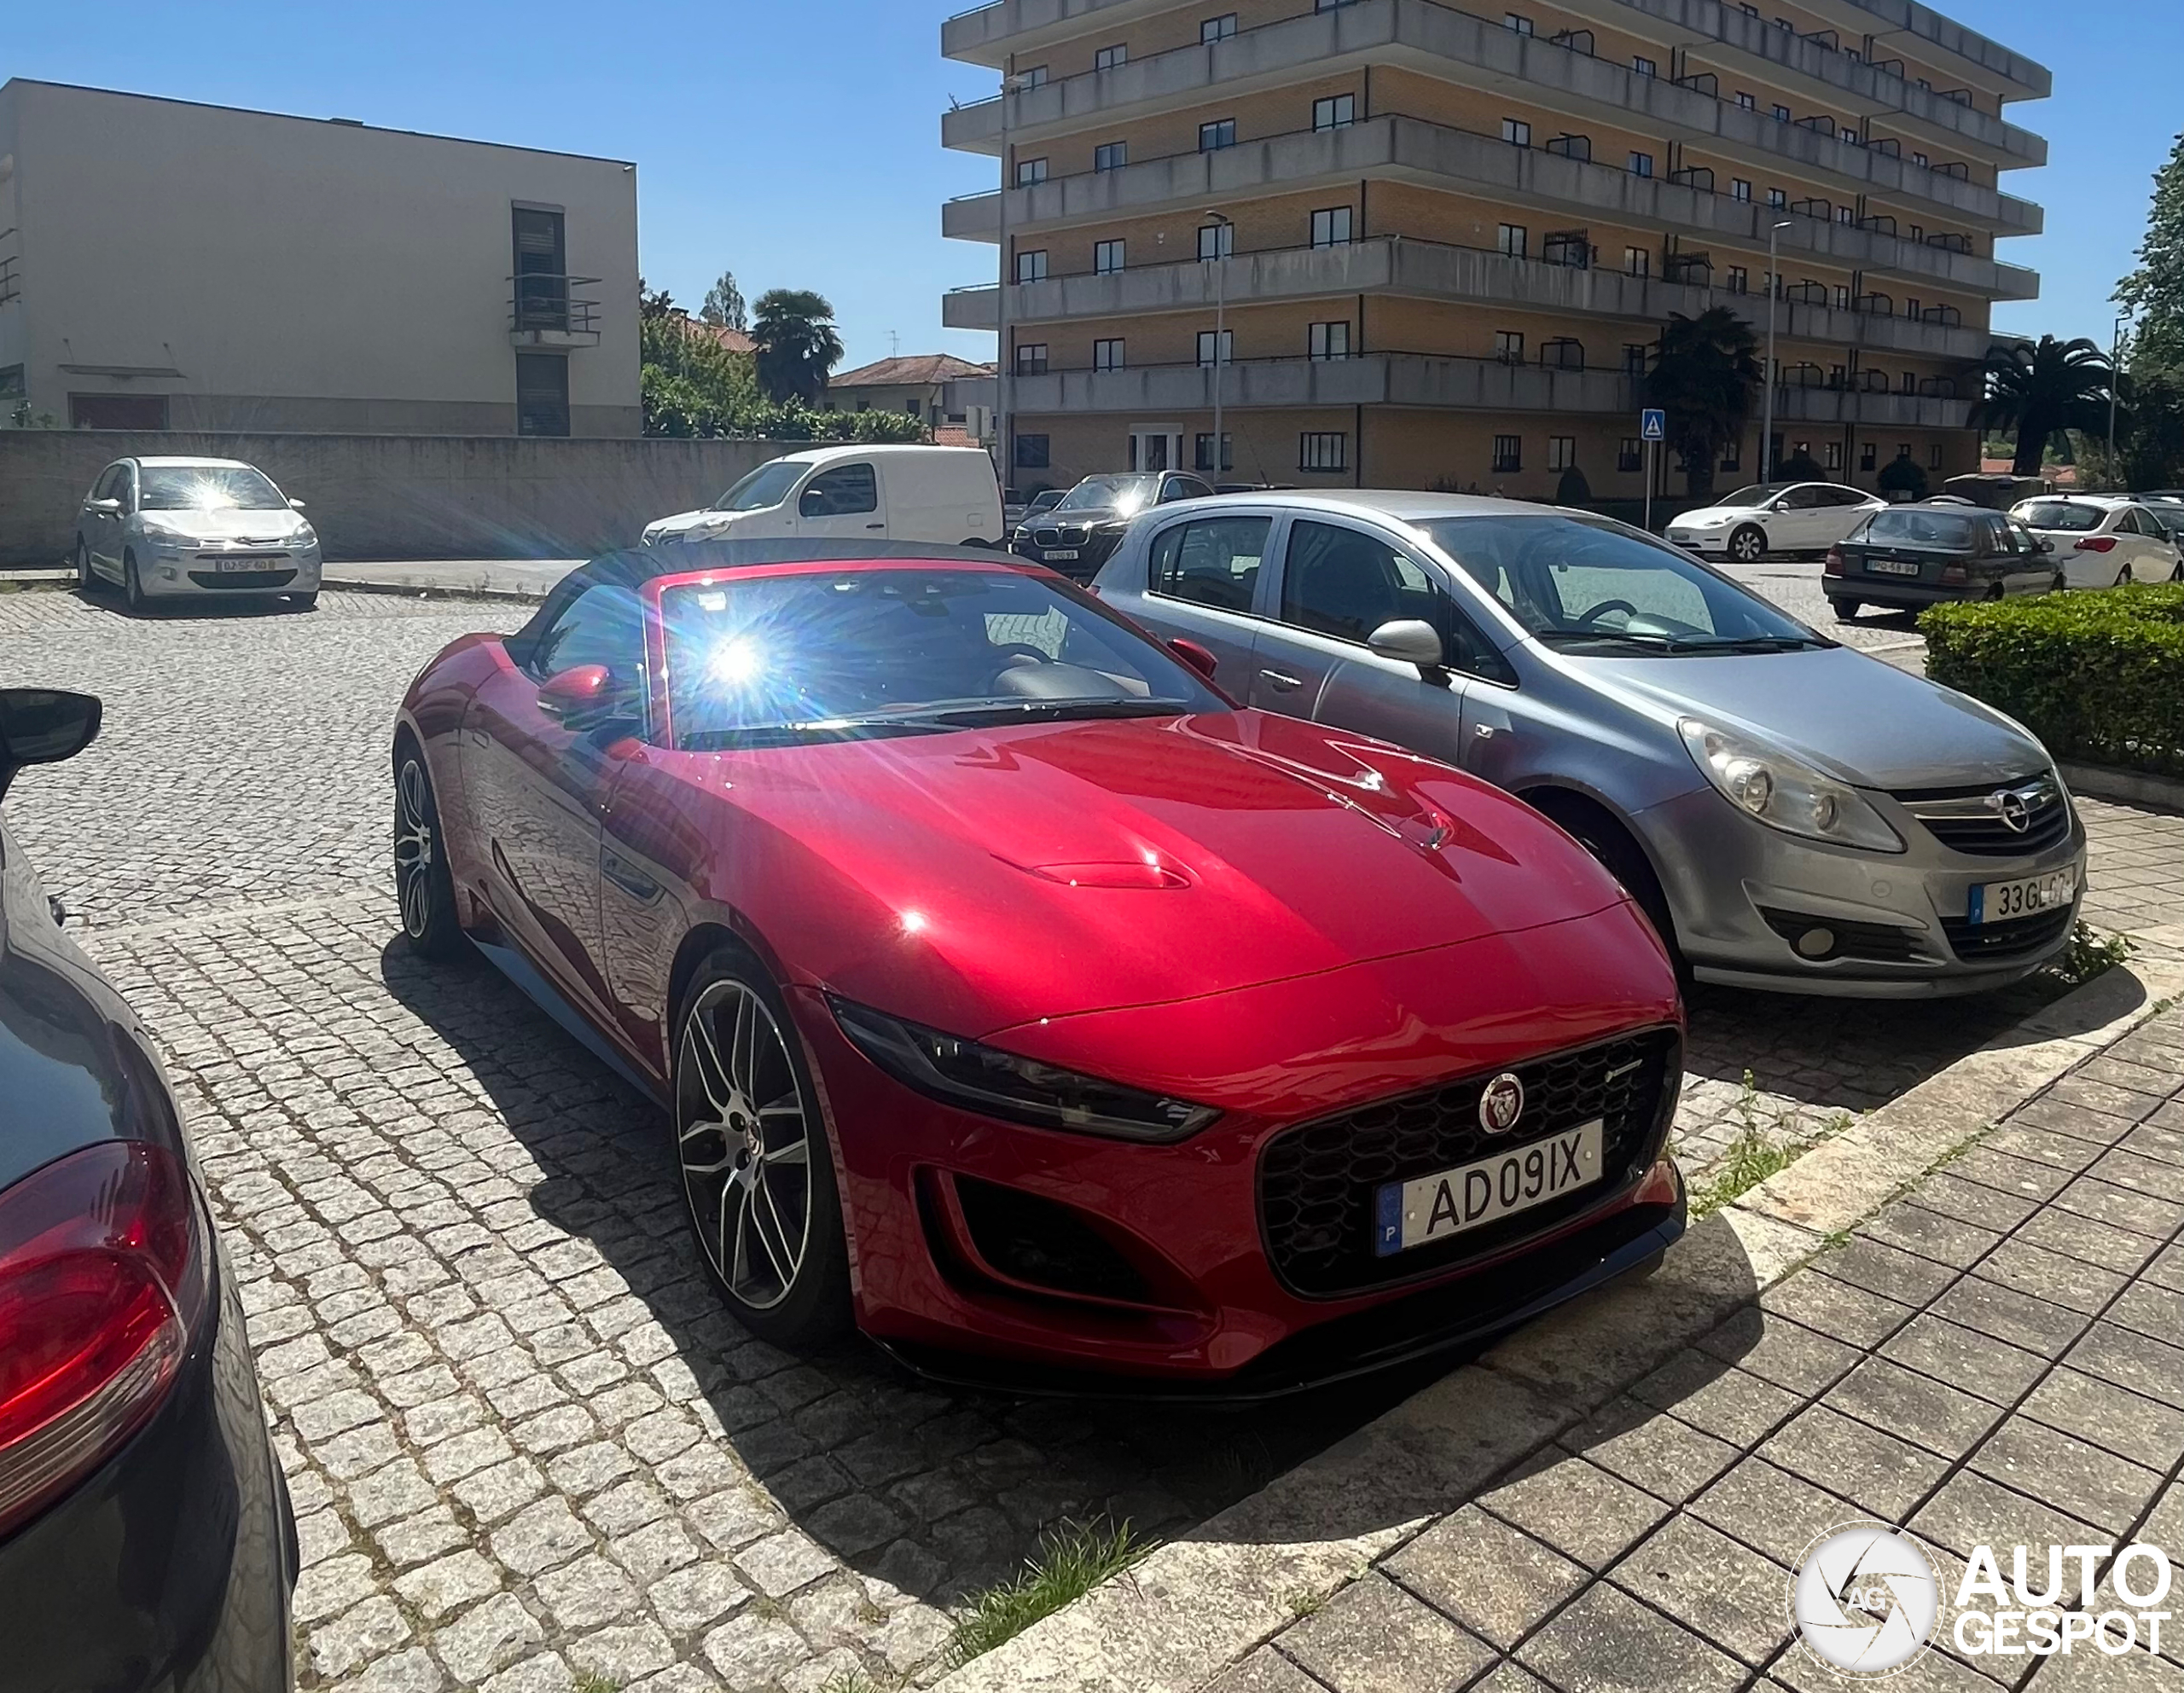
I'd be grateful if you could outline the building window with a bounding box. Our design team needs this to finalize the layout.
[1502,118,1532,147]
[1199,222,1235,260]
[1024,66,1050,88]
[1913,150,1931,168]
[1015,433,1050,469]
[1625,246,1650,277]
[1825,442,1843,470]
[1633,55,1657,76]
[1197,329,1234,366]
[1194,432,1234,472]
[1504,12,1533,33]
[1618,438,1643,472]
[1496,223,1528,258]
[1860,443,1877,471]
[1312,206,1355,247]
[1839,125,1860,143]
[1015,343,1048,374]
[1016,249,1048,283]
[1201,13,1238,42]
[1199,119,1237,151]
[1310,321,1353,360]
[1773,104,1791,122]
[1736,91,1756,109]
[1721,439,1740,470]
[1768,188,1787,209]
[1495,331,1525,364]
[1491,435,1522,473]
[1095,43,1127,70]
[1727,265,1748,292]
[1623,343,1648,375]
[1834,285,1850,309]
[1548,436,1577,471]
[1095,239,1125,275]
[1897,444,1913,461]
[1629,151,1654,177]
[1017,158,1048,186]
[1906,297,1921,317]
[1301,432,1349,471]
[1930,444,1944,469]
[1837,206,1855,224]
[1095,141,1127,171]
[1732,177,1751,201]
[1315,95,1356,131]
[1901,372,1917,393]
[1093,339,1125,371]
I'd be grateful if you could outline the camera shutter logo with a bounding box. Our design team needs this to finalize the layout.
[1478,1073,1525,1135]
[1792,1526,1940,1676]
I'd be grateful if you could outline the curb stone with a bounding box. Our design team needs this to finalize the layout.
[930,954,2184,1693]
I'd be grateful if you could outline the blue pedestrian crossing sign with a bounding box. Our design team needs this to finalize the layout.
[1641,409,1666,440]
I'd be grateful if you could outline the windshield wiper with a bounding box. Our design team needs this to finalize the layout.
[926,699,1192,728]
[1536,629,1827,654]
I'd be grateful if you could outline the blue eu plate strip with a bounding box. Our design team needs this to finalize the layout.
[1375,1182,1403,1257]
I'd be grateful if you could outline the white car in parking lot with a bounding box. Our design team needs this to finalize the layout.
[1666,482,1888,563]
[2008,495,2184,588]
[74,455,322,611]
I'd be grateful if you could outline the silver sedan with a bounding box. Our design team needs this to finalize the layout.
[1094,490,2085,998]
[73,455,322,611]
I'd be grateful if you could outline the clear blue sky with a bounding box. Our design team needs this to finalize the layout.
[7,1,2180,367]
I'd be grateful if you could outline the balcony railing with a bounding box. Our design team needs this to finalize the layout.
[508,275,601,339]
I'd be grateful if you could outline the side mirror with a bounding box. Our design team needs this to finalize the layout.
[288,498,307,511]
[88,497,123,515]
[0,688,102,802]
[1367,618,1444,670]
[2037,538,2056,555]
[799,490,826,519]
[1167,637,1219,680]
[537,664,624,728]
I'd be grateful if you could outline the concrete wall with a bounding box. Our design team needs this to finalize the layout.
[0,432,799,565]
[0,80,640,436]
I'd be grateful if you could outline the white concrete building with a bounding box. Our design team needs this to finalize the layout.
[0,80,640,436]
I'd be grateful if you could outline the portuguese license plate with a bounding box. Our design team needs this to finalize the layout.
[1866,558,1921,577]
[1968,867,2077,925]
[1043,548,1079,562]
[215,555,279,571]
[1374,1121,1604,1255]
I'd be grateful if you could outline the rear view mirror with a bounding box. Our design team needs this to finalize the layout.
[0,688,102,802]
[1167,637,1219,680]
[1367,618,1444,670]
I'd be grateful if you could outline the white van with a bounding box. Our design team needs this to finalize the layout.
[641,444,1003,550]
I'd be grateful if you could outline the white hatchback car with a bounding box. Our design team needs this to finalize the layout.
[1666,482,1888,563]
[74,456,322,611]
[2007,495,2184,588]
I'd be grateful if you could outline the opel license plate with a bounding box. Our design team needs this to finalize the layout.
[1374,1121,1604,1255]
[1968,867,2077,925]
[1866,559,1921,577]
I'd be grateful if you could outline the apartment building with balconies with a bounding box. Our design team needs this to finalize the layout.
[940,0,2048,497]
[0,80,639,436]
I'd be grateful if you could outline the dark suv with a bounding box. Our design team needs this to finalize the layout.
[1012,470,1218,581]
[1825,502,2059,617]
[0,689,295,1692]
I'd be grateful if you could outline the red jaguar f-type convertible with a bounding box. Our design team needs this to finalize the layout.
[392,543,1684,1394]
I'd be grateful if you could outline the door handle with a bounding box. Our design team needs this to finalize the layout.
[865,522,885,530]
[1258,669,1304,692]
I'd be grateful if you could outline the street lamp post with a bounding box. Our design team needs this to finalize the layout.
[1758,219,1792,484]
[2110,309,2130,473]
[1208,212,1233,480]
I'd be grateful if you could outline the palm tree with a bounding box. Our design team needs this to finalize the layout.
[1643,308,1762,497]
[752,289,845,404]
[1971,336,2116,475]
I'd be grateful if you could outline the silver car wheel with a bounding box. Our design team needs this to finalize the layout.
[393,759,436,938]
[1729,525,1766,564]
[677,981,811,1312]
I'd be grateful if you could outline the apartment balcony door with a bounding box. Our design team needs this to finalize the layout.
[516,353,571,437]
[1130,428,1183,473]
[513,206,569,332]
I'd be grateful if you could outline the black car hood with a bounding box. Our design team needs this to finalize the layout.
[1037,507,1134,528]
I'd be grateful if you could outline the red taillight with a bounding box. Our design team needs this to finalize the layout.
[1823,547,1845,575]
[1940,564,1969,585]
[0,1143,205,1538]
[2074,535,2117,553]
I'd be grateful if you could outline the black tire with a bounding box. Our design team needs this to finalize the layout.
[290,592,319,612]
[1984,583,2005,603]
[2052,573,2069,595]
[73,536,95,591]
[1728,525,1767,564]
[1529,791,1688,988]
[393,745,467,960]
[2171,560,2183,583]
[673,948,851,1349]
[124,550,149,614]
[2115,563,2134,588]
[1828,597,1862,619]
[1617,1247,1668,1285]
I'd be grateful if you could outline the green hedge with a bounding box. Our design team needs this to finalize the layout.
[1921,584,2184,775]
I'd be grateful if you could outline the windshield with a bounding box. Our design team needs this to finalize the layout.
[2014,501,2104,532]
[712,461,807,513]
[1056,474,1160,514]
[1862,509,1978,547]
[663,567,1225,747]
[1715,484,1794,508]
[138,466,288,512]
[1418,513,1823,654]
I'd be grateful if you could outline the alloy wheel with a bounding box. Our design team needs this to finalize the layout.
[393,759,437,939]
[1730,527,1766,564]
[677,980,812,1312]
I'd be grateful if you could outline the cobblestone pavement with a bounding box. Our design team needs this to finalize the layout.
[1716,557,1926,656]
[0,587,2161,1692]
[1217,1003,2184,1693]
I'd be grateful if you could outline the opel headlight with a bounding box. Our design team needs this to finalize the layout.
[830,998,1217,1143]
[1680,718,1903,853]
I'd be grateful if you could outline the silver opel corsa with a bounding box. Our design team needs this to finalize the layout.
[1093,491,2085,998]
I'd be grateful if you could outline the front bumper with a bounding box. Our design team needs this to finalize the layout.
[1639,784,2087,996]
[1012,530,1125,582]
[147,551,320,595]
[1666,531,1732,554]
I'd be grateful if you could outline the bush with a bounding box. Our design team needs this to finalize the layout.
[1555,464,1593,504]
[1922,584,2184,774]
[1877,455,1930,502]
